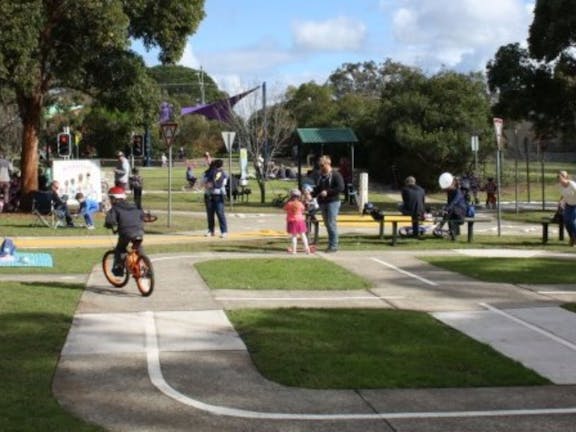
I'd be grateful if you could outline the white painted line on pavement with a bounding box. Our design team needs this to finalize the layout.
[143,310,576,420]
[151,255,204,262]
[480,303,576,352]
[213,296,404,302]
[538,291,576,295]
[371,258,438,286]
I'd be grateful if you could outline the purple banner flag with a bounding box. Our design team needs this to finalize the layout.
[180,86,259,122]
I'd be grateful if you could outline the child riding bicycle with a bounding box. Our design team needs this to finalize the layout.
[104,186,145,276]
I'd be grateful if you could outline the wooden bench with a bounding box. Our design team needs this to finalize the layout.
[463,216,491,242]
[427,215,491,243]
[541,217,565,244]
[377,214,413,245]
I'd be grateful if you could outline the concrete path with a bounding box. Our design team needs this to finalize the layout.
[51,249,576,432]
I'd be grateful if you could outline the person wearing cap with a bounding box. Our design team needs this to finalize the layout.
[104,186,145,276]
[401,176,426,238]
[312,155,345,253]
[114,151,131,190]
[558,170,576,246]
[283,188,311,254]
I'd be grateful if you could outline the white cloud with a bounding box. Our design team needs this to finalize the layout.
[292,17,366,51]
[390,0,533,71]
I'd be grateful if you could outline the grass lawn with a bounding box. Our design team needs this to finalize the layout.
[421,256,576,284]
[228,308,549,389]
[0,281,105,431]
[195,258,371,290]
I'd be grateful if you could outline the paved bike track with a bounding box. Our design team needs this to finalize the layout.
[51,249,576,432]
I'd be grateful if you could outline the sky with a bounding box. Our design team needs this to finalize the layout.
[134,0,535,99]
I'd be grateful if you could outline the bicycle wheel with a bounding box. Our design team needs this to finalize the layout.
[134,254,154,297]
[102,250,130,288]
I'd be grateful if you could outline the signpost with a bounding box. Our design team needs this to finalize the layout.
[221,131,236,210]
[161,122,178,227]
[470,134,479,173]
[493,117,503,236]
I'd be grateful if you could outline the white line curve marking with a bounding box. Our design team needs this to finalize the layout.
[143,310,576,420]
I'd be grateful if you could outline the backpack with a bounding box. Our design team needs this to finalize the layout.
[212,170,227,189]
[129,175,142,190]
[466,203,476,218]
[0,238,16,257]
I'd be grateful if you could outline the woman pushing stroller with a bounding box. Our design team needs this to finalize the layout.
[437,172,468,241]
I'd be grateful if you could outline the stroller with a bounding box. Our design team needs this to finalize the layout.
[432,212,451,239]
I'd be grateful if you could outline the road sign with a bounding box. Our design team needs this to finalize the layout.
[221,131,236,152]
[470,135,479,152]
[160,122,178,147]
[493,117,503,150]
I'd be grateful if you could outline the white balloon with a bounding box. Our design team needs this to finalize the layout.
[438,172,454,189]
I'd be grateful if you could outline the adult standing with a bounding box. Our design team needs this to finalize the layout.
[558,170,576,246]
[0,154,13,208]
[114,151,130,190]
[313,155,344,253]
[203,159,228,238]
[401,176,426,238]
[442,175,467,241]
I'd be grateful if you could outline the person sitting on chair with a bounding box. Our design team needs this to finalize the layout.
[104,186,145,276]
[49,180,74,227]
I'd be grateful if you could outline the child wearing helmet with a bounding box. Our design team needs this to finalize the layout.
[283,188,311,254]
[105,186,145,276]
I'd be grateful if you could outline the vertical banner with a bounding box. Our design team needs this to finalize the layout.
[493,117,504,150]
[493,117,504,236]
[240,148,248,180]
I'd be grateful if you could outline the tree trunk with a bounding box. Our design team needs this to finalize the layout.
[17,93,42,210]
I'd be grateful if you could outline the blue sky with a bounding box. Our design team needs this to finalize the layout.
[134,0,534,98]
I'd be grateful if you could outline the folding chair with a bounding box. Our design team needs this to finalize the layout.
[31,191,66,228]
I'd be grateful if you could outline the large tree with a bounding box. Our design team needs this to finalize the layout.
[0,0,205,196]
[375,68,492,189]
[529,0,576,62]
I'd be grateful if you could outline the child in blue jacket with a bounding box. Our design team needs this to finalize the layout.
[75,192,99,229]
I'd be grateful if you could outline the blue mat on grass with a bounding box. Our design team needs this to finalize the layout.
[0,252,53,267]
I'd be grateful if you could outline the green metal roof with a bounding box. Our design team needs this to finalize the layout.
[296,128,358,144]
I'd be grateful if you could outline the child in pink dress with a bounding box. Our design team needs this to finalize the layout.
[283,189,310,254]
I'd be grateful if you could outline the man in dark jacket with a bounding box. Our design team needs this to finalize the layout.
[401,176,426,238]
[313,155,345,252]
[49,180,75,227]
[105,186,145,275]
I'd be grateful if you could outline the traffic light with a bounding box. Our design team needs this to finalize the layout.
[57,133,71,157]
[132,134,144,157]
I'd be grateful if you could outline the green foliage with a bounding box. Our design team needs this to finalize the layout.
[375,68,491,189]
[487,2,576,138]
[0,0,206,192]
[529,0,576,62]
[284,82,338,127]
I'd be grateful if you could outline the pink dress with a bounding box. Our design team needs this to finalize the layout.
[284,199,307,235]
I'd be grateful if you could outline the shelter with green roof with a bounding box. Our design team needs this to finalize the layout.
[295,127,358,189]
